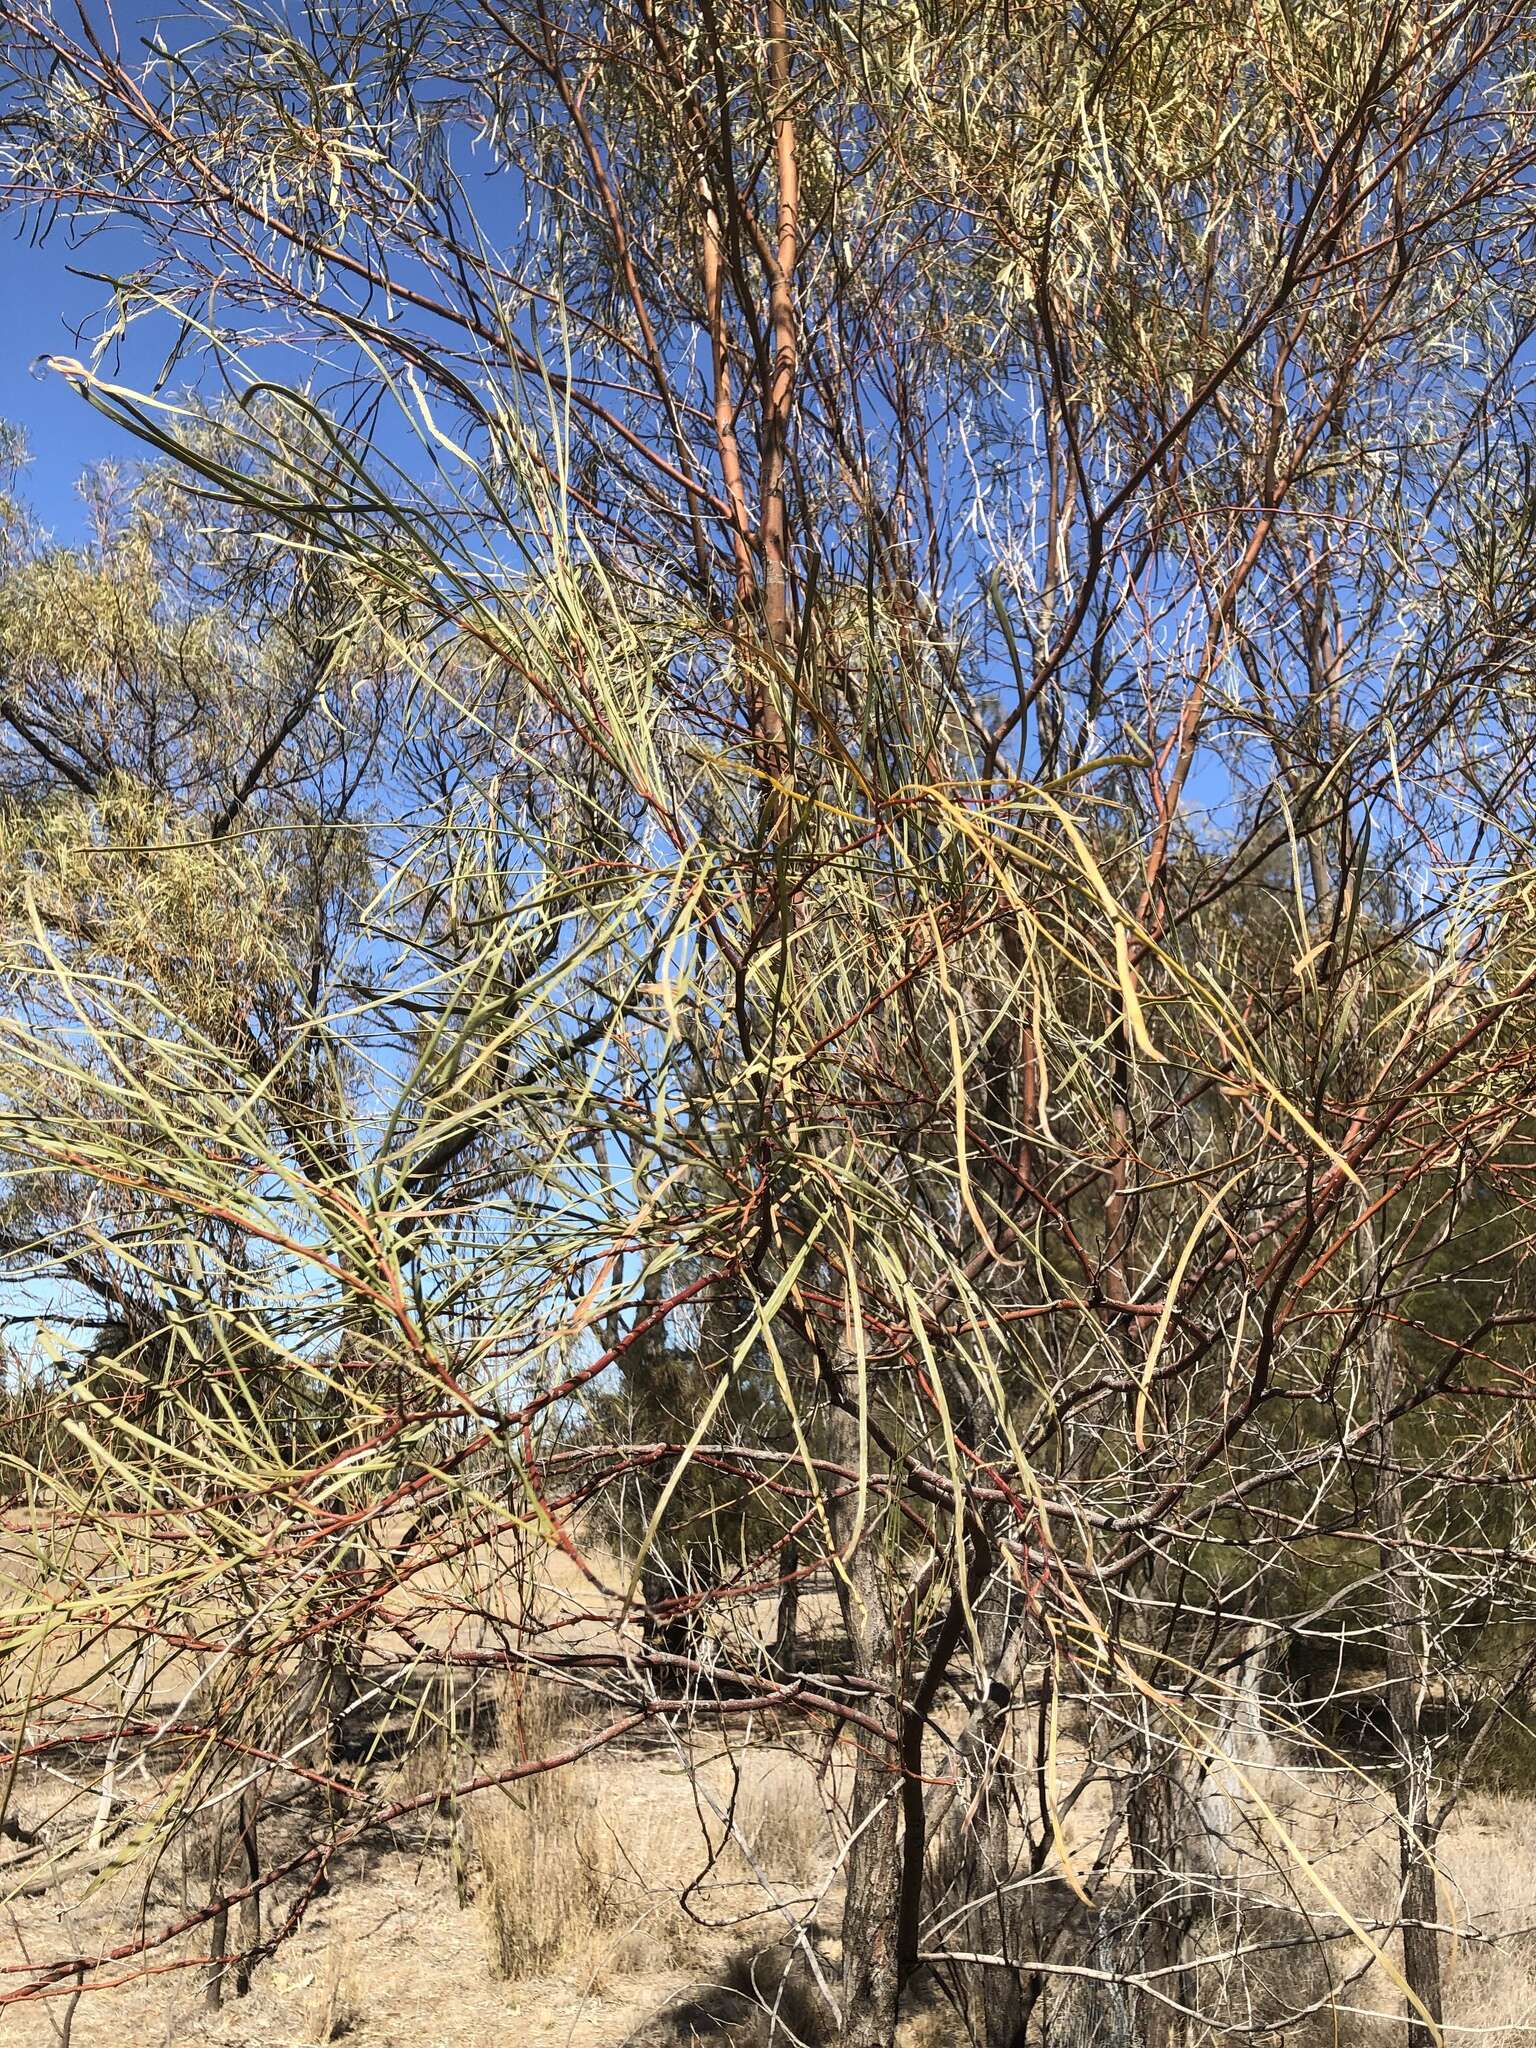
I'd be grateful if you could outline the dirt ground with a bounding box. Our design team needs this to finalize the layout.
[2,1725,856,2048]
[15,1841,678,2048]
[15,1744,1536,2048]
[9,1535,1536,2048]
[12,1735,1536,2048]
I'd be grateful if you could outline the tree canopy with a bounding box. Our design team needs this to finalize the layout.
[6,6,1536,2043]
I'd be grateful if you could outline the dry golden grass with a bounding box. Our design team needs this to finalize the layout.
[21,1691,1536,2047]
[1170,1763,1536,2045]
[1435,1793,1536,2046]
[474,1763,625,1980]
[467,1708,832,1999]
[736,1758,827,1886]
[302,1940,364,2044]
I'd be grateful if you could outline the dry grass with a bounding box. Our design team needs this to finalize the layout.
[468,1673,680,1982]
[1436,1792,1536,2046]
[896,2009,961,2048]
[474,1764,622,1980]
[393,1728,459,1806]
[736,1758,826,1887]
[26,1692,1536,2048]
[1165,1765,1536,2046]
[469,1694,830,1992]
[471,1759,708,1986]
[302,1941,363,2043]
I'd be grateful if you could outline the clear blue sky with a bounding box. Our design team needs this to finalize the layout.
[0,218,156,536]
[1,0,175,537]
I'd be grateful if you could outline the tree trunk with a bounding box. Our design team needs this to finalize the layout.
[1127,1745,1186,2048]
[770,1529,801,1677]
[829,1403,902,2048]
[1364,1202,1444,2047]
[1385,1603,1443,2048]
[233,1779,260,1996]
[204,1815,229,2013]
[939,1680,1028,2048]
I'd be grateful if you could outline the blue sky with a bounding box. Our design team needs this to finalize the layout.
[0,222,153,535]
[1,0,175,535]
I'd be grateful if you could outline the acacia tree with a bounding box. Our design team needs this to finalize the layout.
[7,6,1536,2045]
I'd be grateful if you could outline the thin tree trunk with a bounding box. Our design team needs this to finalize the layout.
[54,1965,85,2048]
[1127,1744,1185,2048]
[1102,1045,1188,2048]
[233,1779,260,1996]
[828,1401,902,2048]
[759,0,800,673]
[298,1622,358,1896]
[85,1748,119,1859]
[937,1673,1028,2048]
[1363,1202,1444,2047]
[88,1638,150,1854]
[204,1816,229,2013]
[770,1529,801,1676]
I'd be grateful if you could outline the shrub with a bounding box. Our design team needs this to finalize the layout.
[475,1765,619,1980]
